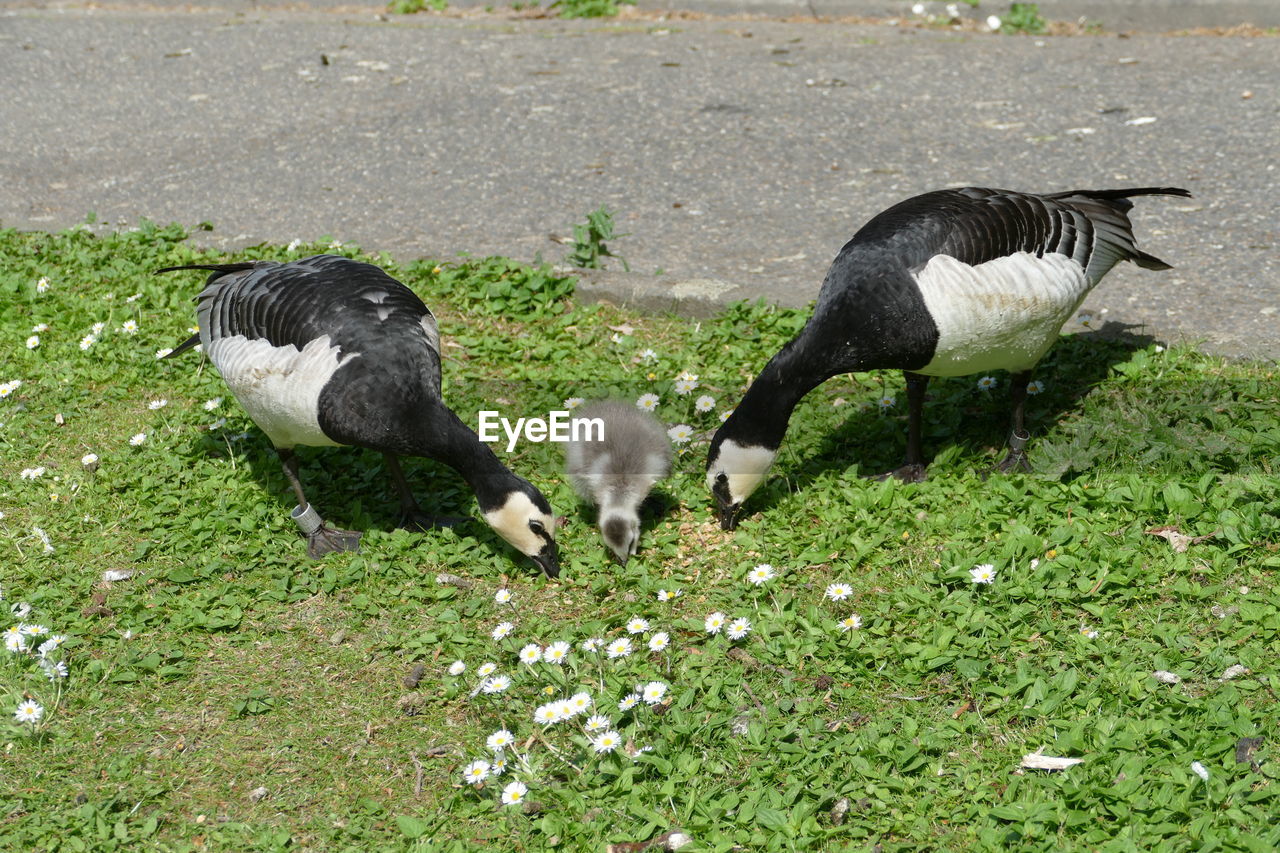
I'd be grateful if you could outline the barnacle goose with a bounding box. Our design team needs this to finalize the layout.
[157,255,559,576]
[564,400,672,565]
[707,186,1190,530]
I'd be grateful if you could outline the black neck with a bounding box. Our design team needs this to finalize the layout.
[416,409,523,512]
[722,337,838,451]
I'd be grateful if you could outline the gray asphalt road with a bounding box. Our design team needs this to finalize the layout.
[2,6,1277,356]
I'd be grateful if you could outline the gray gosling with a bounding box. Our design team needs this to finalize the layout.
[565,399,673,565]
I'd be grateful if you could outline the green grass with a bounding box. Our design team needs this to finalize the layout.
[2,222,1278,851]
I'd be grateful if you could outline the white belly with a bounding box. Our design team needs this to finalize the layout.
[207,334,351,448]
[915,251,1090,377]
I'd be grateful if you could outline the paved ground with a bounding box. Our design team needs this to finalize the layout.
[1,2,1277,356]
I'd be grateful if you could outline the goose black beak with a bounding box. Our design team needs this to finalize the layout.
[533,544,560,579]
[716,500,742,531]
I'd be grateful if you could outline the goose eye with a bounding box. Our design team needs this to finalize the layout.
[529,520,546,536]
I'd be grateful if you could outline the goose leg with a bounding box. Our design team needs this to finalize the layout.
[383,453,466,530]
[873,371,929,482]
[991,370,1033,475]
[277,448,362,558]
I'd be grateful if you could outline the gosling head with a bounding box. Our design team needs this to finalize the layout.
[705,436,777,531]
[600,509,641,566]
[483,483,559,578]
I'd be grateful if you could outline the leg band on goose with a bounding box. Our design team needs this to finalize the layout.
[291,503,324,535]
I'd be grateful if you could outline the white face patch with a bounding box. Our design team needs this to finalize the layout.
[707,439,777,506]
[483,491,556,557]
[207,334,351,448]
[915,251,1090,376]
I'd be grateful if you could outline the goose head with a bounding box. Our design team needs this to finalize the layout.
[705,436,777,531]
[483,484,559,578]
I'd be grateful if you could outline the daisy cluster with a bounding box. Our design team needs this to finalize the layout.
[441,587,684,807]
[3,589,70,731]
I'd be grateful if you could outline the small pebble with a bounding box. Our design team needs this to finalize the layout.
[1153,670,1181,685]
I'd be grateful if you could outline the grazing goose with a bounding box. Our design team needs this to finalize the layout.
[157,254,559,576]
[707,186,1189,530]
[564,400,672,565]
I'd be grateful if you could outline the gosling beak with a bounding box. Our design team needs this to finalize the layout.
[533,543,560,579]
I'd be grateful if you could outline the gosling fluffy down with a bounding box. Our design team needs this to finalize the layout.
[565,400,673,564]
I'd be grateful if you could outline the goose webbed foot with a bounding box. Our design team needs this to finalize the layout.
[868,463,928,483]
[985,430,1032,478]
[306,525,363,559]
[291,503,362,559]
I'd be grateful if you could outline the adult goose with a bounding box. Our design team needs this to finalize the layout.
[158,254,559,576]
[706,186,1189,530]
[564,399,672,565]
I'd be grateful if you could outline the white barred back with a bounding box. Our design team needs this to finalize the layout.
[206,334,350,448]
[915,251,1090,377]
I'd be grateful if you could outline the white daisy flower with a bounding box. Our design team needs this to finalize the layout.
[35,278,50,293]
[155,348,173,359]
[581,637,604,653]
[656,589,681,602]
[626,617,650,635]
[825,582,853,601]
[673,378,698,395]
[129,433,147,446]
[491,621,514,640]
[726,617,752,640]
[610,332,624,345]
[567,692,593,716]
[1190,761,1210,781]
[666,424,694,444]
[518,644,542,665]
[42,659,69,681]
[11,603,31,619]
[719,410,733,423]
[32,323,48,333]
[878,395,896,410]
[38,635,66,656]
[969,564,997,584]
[81,453,99,470]
[500,780,528,805]
[641,681,668,704]
[476,662,498,678]
[705,612,726,634]
[544,640,570,664]
[126,293,143,303]
[148,399,168,410]
[676,371,698,382]
[486,729,515,752]
[694,395,716,413]
[494,588,513,604]
[647,632,670,652]
[838,614,863,632]
[447,660,466,676]
[14,699,43,724]
[287,239,303,252]
[490,755,507,776]
[618,693,640,711]
[977,376,997,391]
[591,731,622,753]
[120,320,139,335]
[638,349,658,362]
[606,638,633,659]
[460,760,490,785]
[1079,626,1099,639]
[5,634,27,653]
[20,623,46,636]
[20,467,46,480]
[91,322,106,335]
[481,675,511,694]
[584,714,610,732]
[747,564,776,586]
[26,336,39,350]
[534,702,564,726]
[635,393,660,412]
[203,398,222,411]
[1078,314,1094,328]
[563,397,584,410]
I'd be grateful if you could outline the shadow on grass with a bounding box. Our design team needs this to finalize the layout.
[742,322,1158,519]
